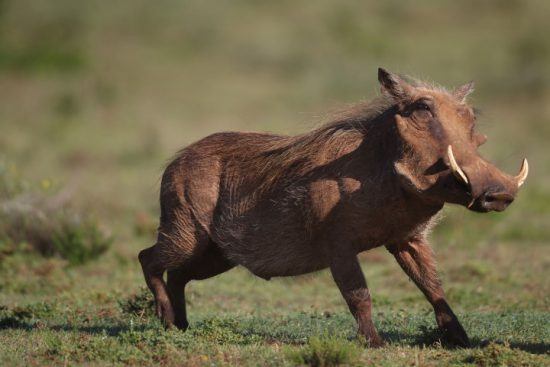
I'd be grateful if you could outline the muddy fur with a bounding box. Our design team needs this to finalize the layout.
[139,68,525,347]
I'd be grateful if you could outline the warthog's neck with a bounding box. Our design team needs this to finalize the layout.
[342,167,444,250]
[310,117,443,246]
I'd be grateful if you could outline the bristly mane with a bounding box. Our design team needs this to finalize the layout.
[245,95,396,193]
[266,95,395,157]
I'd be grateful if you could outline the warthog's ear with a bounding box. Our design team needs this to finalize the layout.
[453,81,475,102]
[378,67,412,100]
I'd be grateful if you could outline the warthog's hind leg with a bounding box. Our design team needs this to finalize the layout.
[386,239,470,347]
[167,242,235,330]
[138,244,175,328]
[329,253,384,347]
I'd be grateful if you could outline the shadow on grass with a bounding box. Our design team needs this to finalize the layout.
[0,321,152,336]
[3,319,549,355]
[481,340,550,356]
[379,329,549,355]
[49,324,152,336]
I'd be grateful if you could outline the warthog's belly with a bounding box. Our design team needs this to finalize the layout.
[222,239,331,279]
[212,219,383,279]
[212,214,335,278]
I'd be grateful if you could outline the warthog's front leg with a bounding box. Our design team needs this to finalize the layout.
[387,239,470,347]
[329,253,384,347]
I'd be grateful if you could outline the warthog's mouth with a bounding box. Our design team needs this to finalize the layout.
[447,145,528,213]
[467,191,515,213]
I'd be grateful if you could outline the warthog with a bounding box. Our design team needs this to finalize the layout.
[139,68,528,347]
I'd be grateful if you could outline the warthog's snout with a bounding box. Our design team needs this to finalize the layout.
[475,188,515,212]
[447,145,528,213]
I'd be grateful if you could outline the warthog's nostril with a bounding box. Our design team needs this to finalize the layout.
[480,191,514,211]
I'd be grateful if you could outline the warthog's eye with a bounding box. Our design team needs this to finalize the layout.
[415,101,431,111]
[410,100,433,120]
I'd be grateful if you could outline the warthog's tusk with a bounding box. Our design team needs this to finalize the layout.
[447,145,469,185]
[515,158,529,188]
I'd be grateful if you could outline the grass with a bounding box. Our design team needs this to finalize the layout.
[0,0,549,365]
[285,335,362,366]
[0,240,547,365]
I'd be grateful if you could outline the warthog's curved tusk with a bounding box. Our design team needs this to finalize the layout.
[447,145,469,185]
[515,158,529,188]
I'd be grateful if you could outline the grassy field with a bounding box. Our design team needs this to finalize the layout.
[1,0,549,366]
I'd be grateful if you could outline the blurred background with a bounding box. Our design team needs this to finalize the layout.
[2,0,550,234]
[0,1,549,364]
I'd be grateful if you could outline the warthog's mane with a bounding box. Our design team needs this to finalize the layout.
[261,74,454,164]
[245,95,396,193]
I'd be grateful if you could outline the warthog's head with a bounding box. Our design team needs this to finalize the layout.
[379,68,528,212]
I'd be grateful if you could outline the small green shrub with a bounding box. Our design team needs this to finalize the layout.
[50,216,112,265]
[286,335,361,367]
[191,317,262,345]
[0,302,55,328]
[0,208,112,266]
[0,159,111,266]
[466,342,540,367]
[119,287,155,318]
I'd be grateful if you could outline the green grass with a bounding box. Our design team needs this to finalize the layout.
[0,279,548,366]
[1,241,548,365]
[0,0,549,365]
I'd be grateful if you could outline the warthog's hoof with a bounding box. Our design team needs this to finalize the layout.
[367,335,386,348]
[359,331,386,348]
[156,299,175,329]
[441,322,470,348]
[174,318,189,331]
